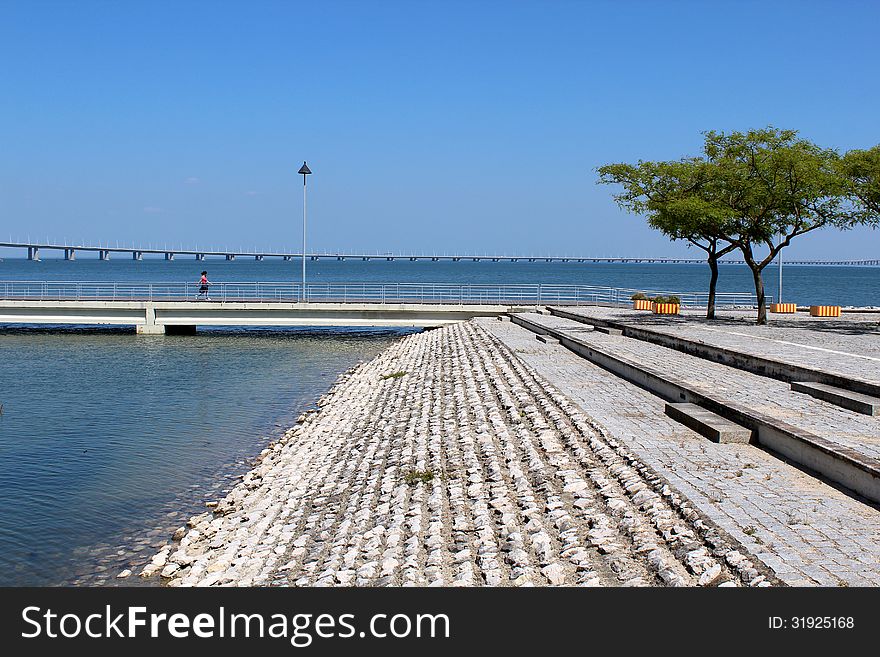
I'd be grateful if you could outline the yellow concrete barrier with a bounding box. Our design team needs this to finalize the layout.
[809,305,841,317]
[632,299,653,310]
[770,303,797,314]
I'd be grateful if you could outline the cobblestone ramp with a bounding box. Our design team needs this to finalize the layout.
[144,322,778,587]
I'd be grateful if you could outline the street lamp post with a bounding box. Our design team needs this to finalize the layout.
[298,161,312,301]
[778,232,783,305]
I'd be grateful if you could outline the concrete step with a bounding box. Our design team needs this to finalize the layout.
[510,312,880,505]
[665,403,753,444]
[549,306,880,400]
[536,334,559,344]
[594,326,623,336]
[791,381,880,416]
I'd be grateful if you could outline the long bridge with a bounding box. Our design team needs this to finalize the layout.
[0,281,758,334]
[1,241,877,266]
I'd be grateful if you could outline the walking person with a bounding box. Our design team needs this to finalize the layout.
[197,270,211,300]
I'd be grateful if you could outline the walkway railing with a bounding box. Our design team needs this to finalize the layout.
[0,281,761,308]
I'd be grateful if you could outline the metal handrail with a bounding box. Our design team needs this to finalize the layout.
[0,281,763,308]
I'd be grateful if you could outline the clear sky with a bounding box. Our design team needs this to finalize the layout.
[1,0,878,258]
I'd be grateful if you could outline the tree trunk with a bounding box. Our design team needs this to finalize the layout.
[750,263,767,325]
[738,241,769,325]
[706,255,719,320]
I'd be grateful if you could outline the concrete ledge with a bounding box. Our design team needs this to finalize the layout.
[512,313,880,505]
[549,307,880,399]
[791,381,880,416]
[594,326,623,336]
[536,334,559,344]
[665,403,752,444]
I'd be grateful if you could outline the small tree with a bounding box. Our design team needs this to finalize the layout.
[597,159,737,319]
[702,128,850,324]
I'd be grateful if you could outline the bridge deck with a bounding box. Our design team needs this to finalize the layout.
[2,242,877,265]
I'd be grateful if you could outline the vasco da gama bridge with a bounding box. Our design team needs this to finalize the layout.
[3,240,878,265]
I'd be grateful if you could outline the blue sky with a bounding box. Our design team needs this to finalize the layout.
[1,0,878,258]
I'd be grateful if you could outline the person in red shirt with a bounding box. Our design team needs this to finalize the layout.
[197,270,211,300]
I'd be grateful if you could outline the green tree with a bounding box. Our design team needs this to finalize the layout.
[597,158,738,319]
[840,145,880,217]
[701,128,850,324]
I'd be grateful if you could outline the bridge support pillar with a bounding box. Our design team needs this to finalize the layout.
[27,247,40,261]
[64,248,75,261]
[136,305,165,335]
[283,255,291,261]
[132,251,143,260]
[195,253,205,261]
[226,254,235,261]
[99,250,110,261]
[255,255,263,261]
[165,252,174,261]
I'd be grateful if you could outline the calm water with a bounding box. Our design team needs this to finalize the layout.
[1,256,878,306]
[0,256,878,586]
[0,326,406,586]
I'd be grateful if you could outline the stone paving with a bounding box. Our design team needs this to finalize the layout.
[143,321,777,587]
[520,313,880,463]
[479,317,880,586]
[557,306,880,383]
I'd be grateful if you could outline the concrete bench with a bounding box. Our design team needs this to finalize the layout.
[665,403,753,444]
[791,381,880,416]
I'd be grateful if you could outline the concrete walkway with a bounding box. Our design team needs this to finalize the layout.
[479,317,880,586]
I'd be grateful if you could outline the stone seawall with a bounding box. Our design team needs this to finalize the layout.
[142,320,777,587]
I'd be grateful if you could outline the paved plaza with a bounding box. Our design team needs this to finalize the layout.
[556,306,880,383]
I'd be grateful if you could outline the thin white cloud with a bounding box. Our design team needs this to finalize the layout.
[184,177,200,185]
[245,191,260,196]
[143,206,164,214]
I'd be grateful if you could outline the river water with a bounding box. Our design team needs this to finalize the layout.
[0,257,877,585]
[0,326,404,586]
[1,256,878,306]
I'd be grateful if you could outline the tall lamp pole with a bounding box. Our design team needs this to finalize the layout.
[298,161,312,301]
[778,232,783,305]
